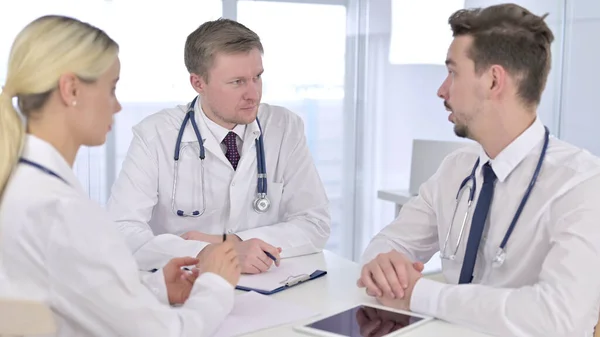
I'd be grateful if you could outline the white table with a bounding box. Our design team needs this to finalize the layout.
[377,189,413,217]
[236,251,492,337]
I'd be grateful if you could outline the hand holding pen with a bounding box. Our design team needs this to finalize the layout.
[195,233,240,286]
[222,232,282,274]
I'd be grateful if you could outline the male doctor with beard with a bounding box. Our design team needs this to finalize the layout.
[357,4,600,337]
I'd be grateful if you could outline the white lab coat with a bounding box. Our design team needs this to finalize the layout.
[362,118,600,337]
[0,135,234,337]
[106,98,331,271]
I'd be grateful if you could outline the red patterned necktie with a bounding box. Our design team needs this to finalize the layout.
[223,131,240,170]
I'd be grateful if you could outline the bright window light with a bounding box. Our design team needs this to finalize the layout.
[389,0,465,65]
[238,1,346,101]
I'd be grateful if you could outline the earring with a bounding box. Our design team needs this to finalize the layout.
[72,101,77,107]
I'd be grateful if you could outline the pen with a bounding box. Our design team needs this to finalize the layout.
[264,251,278,263]
[222,232,276,264]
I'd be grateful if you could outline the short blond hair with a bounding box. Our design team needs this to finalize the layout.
[0,15,118,195]
[184,18,263,81]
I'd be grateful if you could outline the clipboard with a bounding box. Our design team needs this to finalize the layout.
[235,269,327,295]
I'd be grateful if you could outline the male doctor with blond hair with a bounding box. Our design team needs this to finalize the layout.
[107,18,331,275]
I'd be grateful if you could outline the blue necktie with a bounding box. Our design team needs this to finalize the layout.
[458,162,497,284]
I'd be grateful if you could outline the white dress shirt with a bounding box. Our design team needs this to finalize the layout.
[106,97,331,271]
[362,118,600,337]
[0,135,234,337]
[200,107,245,155]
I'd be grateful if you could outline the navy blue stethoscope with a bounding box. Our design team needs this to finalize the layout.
[440,126,550,267]
[171,96,270,217]
[18,158,68,184]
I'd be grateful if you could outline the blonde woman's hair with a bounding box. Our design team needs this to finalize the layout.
[0,15,118,196]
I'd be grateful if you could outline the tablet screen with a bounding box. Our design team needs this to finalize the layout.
[306,305,424,337]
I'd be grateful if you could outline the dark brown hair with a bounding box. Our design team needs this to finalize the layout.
[449,4,554,107]
[184,18,263,82]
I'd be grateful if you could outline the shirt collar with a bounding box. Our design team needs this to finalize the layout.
[20,134,85,193]
[197,98,246,143]
[478,117,546,182]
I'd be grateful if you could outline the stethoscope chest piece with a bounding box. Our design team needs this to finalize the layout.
[492,248,506,267]
[253,194,271,213]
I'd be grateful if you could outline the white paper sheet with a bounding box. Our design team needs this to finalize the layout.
[236,257,323,292]
[211,291,318,337]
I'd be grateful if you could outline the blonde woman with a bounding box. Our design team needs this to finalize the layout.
[0,15,240,336]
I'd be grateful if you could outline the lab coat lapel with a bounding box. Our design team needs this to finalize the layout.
[241,120,261,159]
[233,118,261,179]
[195,114,231,167]
[227,118,261,228]
[179,98,231,167]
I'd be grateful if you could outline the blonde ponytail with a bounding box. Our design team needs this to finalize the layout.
[0,15,118,195]
[0,90,23,196]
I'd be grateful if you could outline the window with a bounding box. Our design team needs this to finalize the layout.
[104,1,222,103]
[389,0,465,65]
[109,1,222,201]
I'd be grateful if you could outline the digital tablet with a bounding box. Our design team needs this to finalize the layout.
[293,303,433,337]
